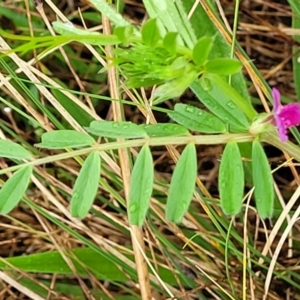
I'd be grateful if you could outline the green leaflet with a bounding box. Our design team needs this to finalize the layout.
[219,141,244,215]
[128,145,154,226]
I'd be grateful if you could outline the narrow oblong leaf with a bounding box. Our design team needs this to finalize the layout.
[219,141,244,215]
[0,165,33,214]
[141,18,160,47]
[35,130,95,149]
[252,140,274,218]
[71,151,101,218]
[192,37,213,66]
[166,143,197,223]
[52,21,121,45]
[204,58,242,75]
[168,103,226,133]
[0,140,31,159]
[85,121,147,139]
[191,75,250,131]
[140,123,189,137]
[128,145,153,226]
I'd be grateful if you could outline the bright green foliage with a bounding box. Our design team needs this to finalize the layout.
[163,32,178,55]
[128,145,154,226]
[166,143,197,223]
[35,130,95,149]
[192,37,213,66]
[0,139,31,159]
[204,58,242,75]
[85,121,148,139]
[219,141,244,215]
[70,151,101,218]
[0,166,33,214]
[141,19,161,47]
[140,123,189,137]
[192,76,249,131]
[168,103,226,133]
[252,140,274,219]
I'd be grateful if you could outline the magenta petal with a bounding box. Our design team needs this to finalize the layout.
[272,88,281,112]
[274,114,288,142]
[278,103,300,127]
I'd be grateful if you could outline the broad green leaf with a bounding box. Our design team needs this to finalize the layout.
[219,141,244,215]
[0,166,33,214]
[192,37,213,66]
[204,58,242,75]
[168,103,226,133]
[113,26,134,44]
[163,32,178,55]
[128,145,153,226]
[52,21,121,45]
[35,130,95,149]
[252,140,274,218]
[166,143,197,223]
[71,151,101,218]
[140,123,189,137]
[85,121,147,139]
[141,18,161,47]
[0,139,31,159]
[191,76,250,131]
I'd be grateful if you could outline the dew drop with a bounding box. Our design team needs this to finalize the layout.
[129,203,138,214]
[185,106,195,113]
[226,101,236,109]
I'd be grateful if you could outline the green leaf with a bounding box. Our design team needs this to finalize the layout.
[168,103,226,133]
[52,21,121,45]
[128,145,153,226]
[163,32,178,55]
[0,166,33,214]
[252,140,274,219]
[85,121,148,139]
[204,58,242,75]
[141,18,161,47]
[113,26,134,44]
[70,151,101,218]
[35,130,95,149]
[140,123,189,137]
[219,141,244,215]
[0,140,31,159]
[166,143,197,223]
[192,37,213,66]
[153,69,198,104]
[191,76,250,131]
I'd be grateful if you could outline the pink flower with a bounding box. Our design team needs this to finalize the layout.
[272,88,300,142]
